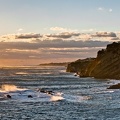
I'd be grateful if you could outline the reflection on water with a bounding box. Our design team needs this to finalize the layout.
[0,66,120,120]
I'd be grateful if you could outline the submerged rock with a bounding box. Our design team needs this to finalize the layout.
[28,95,33,98]
[6,94,11,98]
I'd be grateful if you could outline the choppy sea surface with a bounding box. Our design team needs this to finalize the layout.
[0,66,120,120]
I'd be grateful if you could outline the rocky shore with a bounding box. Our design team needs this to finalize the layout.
[67,42,120,80]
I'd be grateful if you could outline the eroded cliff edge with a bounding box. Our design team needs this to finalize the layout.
[66,42,120,79]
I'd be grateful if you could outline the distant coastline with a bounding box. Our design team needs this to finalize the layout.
[39,62,69,67]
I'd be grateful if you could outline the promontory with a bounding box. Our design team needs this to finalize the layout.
[66,42,120,80]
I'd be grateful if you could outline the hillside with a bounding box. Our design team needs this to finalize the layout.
[66,42,120,79]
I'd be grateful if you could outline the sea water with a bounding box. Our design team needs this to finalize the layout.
[0,66,120,120]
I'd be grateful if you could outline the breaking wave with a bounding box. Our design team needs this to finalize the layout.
[0,84,89,102]
[0,84,27,92]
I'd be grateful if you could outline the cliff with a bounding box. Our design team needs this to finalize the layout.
[66,58,95,77]
[66,42,120,79]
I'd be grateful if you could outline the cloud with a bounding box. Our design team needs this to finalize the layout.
[92,32,117,37]
[0,34,16,40]
[0,40,110,50]
[50,27,67,31]
[0,40,110,61]
[46,32,80,39]
[1,31,118,43]
[110,37,119,40]
[15,33,41,39]
[50,27,78,32]
[82,28,97,32]
[18,28,23,32]
[98,7,104,11]
[39,47,105,54]
[45,31,118,41]
[109,8,113,12]
[77,34,91,40]
[98,7,113,13]
[0,30,118,65]
[0,34,112,65]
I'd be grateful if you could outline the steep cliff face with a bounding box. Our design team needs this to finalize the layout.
[66,42,120,79]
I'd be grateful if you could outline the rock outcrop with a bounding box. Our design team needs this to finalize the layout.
[66,42,120,79]
[66,58,95,77]
[107,83,120,89]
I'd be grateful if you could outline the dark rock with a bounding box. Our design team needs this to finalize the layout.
[46,91,54,95]
[66,58,95,77]
[66,42,120,79]
[6,94,11,98]
[28,95,33,98]
[107,83,120,89]
[40,89,47,93]
[36,88,54,95]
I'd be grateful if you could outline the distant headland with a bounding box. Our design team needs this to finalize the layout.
[39,62,69,67]
[66,42,120,80]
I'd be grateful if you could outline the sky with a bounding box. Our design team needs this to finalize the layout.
[0,0,120,66]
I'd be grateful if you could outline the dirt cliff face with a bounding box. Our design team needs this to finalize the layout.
[66,42,120,79]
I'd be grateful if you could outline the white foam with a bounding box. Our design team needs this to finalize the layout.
[50,95,64,101]
[95,90,114,94]
[0,85,89,103]
[0,84,27,92]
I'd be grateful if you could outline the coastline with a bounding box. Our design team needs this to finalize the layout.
[66,42,120,80]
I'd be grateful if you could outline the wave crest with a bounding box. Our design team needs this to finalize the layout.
[0,84,26,92]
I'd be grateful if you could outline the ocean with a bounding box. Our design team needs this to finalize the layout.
[0,66,120,120]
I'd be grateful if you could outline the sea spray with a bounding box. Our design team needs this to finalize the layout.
[0,84,27,92]
[50,95,64,101]
[1,84,17,92]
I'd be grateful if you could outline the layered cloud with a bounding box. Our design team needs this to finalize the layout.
[0,39,110,62]
[0,40,110,50]
[46,32,80,39]
[0,30,119,65]
[92,32,117,37]
[15,33,41,39]
[1,31,119,42]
